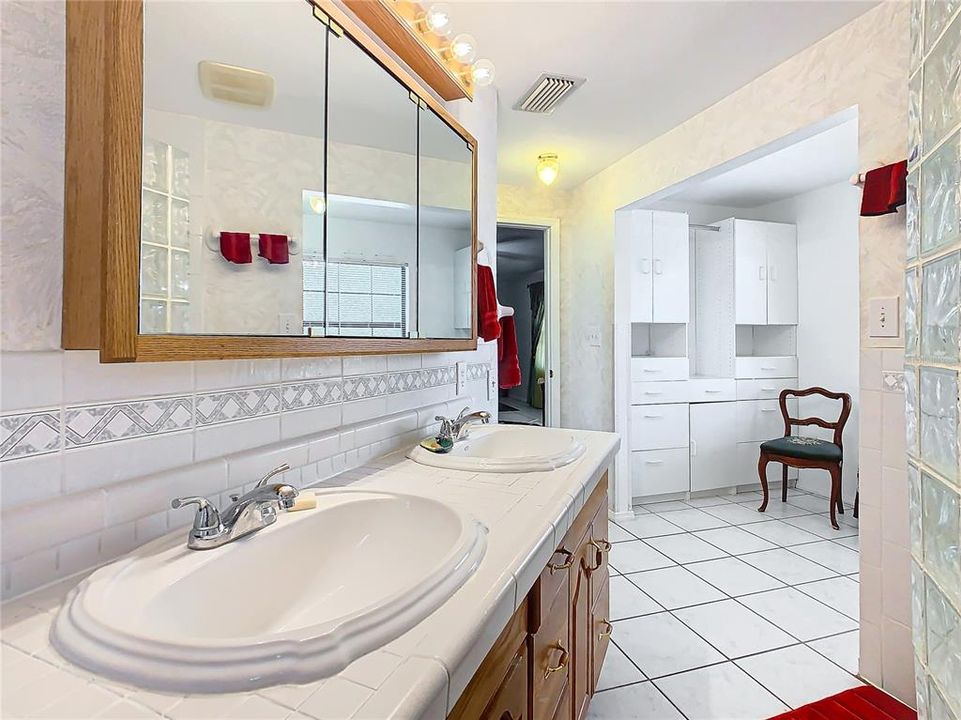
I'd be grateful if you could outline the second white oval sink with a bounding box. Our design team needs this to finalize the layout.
[52,489,486,693]
[409,425,586,473]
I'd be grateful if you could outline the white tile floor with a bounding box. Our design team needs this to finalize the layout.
[590,487,862,720]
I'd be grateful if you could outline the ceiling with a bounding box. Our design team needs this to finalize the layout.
[449,0,878,189]
[659,117,859,208]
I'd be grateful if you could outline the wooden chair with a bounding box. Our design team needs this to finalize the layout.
[757,387,852,530]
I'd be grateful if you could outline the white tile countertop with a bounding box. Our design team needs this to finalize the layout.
[1,429,619,720]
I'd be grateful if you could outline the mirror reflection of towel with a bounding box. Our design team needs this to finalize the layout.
[498,315,522,389]
[477,264,501,341]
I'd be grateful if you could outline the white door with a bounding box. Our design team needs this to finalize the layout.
[734,220,768,325]
[766,223,798,324]
[652,211,690,323]
[629,211,654,323]
[690,402,739,492]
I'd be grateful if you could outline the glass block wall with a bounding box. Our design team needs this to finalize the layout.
[907,3,961,717]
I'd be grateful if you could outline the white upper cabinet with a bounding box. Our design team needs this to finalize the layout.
[628,210,690,324]
[733,220,797,325]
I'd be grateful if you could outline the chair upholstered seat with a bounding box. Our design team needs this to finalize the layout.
[760,436,842,462]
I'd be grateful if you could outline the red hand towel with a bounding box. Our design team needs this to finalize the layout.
[220,231,252,264]
[477,264,501,341]
[498,315,522,389]
[258,233,290,264]
[860,160,908,216]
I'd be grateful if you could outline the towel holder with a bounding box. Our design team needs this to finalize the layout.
[849,161,886,186]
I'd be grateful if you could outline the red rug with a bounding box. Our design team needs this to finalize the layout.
[770,686,916,720]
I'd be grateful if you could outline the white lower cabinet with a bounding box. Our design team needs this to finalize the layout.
[737,442,786,487]
[690,402,739,492]
[735,398,797,443]
[631,448,690,497]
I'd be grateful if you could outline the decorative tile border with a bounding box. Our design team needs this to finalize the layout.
[64,397,193,448]
[0,410,61,460]
[0,363,489,461]
[882,370,906,393]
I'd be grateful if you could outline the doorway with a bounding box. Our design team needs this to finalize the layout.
[495,217,559,427]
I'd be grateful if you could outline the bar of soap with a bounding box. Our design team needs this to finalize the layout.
[289,491,317,512]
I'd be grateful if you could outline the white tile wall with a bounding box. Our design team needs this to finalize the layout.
[0,345,496,599]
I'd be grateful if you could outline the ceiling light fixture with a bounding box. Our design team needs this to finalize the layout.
[537,154,559,186]
[420,3,452,36]
[448,33,476,64]
[471,59,495,87]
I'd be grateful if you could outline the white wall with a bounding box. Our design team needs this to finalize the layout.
[752,182,862,504]
[0,1,498,599]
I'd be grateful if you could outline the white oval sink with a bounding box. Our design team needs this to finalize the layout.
[52,489,486,693]
[408,425,586,473]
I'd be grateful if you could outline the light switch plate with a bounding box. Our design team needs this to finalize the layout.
[456,361,467,395]
[587,325,602,348]
[487,370,497,401]
[869,296,900,337]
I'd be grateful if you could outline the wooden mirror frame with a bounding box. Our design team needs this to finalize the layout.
[63,0,478,362]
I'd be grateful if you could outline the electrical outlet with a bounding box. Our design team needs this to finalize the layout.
[456,361,467,395]
[587,325,602,348]
[869,296,899,337]
[278,313,299,334]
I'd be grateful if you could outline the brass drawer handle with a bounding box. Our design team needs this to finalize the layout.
[591,538,612,553]
[544,644,569,678]
[598,619,613,640]
[547,548,574,573]
[586,537,611,572]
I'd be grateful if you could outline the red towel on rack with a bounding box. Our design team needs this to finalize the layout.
[477,264,501,341]
[220,231,252,264]
[860,160,907,216]
[498,315,522,389]
[258,233,290,264]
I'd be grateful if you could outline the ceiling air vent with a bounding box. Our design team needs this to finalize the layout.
[513,73,586,114]
[198,61,275,108]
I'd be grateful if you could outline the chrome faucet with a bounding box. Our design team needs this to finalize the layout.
[436,406,492,443]
[171,464,298,550]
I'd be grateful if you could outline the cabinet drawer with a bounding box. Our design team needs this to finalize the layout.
[735,356,797,379]
[481,640,528,720]
[630,448,690,498]
[687,378,737,403]
[736,377,798,401]
[533,580,572,720]
[631,357,688,382]
[537,551,572,630]
[631,381,688,405]
[736,398,797,443]
[629,403,689,450]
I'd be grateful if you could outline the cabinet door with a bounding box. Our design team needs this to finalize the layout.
[690,402,739,492]
[482,641,529,720]
[766,224,798,324]
[652,211,690,323]
[629,211,654,323]
[571,526,594,720]
[734,220,768,325]
[591,579,611,694]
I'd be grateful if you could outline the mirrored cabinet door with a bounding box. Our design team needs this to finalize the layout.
[325,32,418,339]
[419,107,474,339]
[141,0,328,336]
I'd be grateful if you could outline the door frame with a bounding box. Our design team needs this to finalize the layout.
[496,215,561,428]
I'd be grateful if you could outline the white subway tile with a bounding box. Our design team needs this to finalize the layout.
[387,354,421,371]
[308,433,341,463]
[6,548,58,599]
[63,431,194,494]
[353,413,418,448]
[62,351,193,404]
[56,533,101,579]
[226,439,309,487]
[1,489,104,562]
[387,385,450,415]
[194,359,281,391]
[0,453,63,509]
[195,415,281,461]
[343,396,387,425]
[280,405,342,440]
[100,521,138,560]
[0,351,62,412]
[860,349,883,392]
[105,460,227,526]
[134,511,168,544]
[339,428,356,451]
[281,357,342,381]
[343,355,388,376]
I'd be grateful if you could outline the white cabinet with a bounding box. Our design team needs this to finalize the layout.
[632,448,690,497]
[630,404,689,450]
[629,210,689,324]
[734,220,797,325]
[631,357,688,382]
[690,402,739,492]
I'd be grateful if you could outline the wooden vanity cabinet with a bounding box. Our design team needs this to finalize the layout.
[449,474,611,720]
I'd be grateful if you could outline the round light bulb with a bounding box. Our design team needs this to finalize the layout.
[537,154,559,186]
[309,196,326,215]
[471,59,495,87]
[423,3,452,37]
[449,33,477,64]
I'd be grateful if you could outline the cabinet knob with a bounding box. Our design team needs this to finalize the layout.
[544,644,569,679]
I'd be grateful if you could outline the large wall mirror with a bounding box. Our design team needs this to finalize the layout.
[62,0,476,361]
